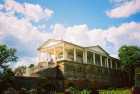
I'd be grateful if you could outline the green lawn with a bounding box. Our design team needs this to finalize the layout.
[57,88,131,94]
[99,89,131,94]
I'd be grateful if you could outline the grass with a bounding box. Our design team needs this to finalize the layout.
[56,88,131,94]
[99,89,131,94]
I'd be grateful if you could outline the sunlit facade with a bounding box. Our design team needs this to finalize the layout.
[37,39,119,70]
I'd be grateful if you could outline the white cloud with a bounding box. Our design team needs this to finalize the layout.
[110,0,132,4]
[4,0,53,21]
[52,24,66,40]
[0,12,52,43]
[0,11,53,68]
[107,0,140,18]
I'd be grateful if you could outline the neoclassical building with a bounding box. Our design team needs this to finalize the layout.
[37,39,119,69]
[29,39,129,89]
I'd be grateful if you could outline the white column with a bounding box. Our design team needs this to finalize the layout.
[93,53,96,65]
[84,49,87,64]
[110,59,113,69]
[106,58,109,68]
[100,55,102,66]
[74,48,76,62]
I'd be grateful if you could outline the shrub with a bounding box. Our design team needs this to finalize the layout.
[68,87,91,94]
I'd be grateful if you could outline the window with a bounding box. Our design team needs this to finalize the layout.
[76,49,83,63]
[95,54,100,65]
[102,56,106,67]
[87,51,93,64]
[65,48,74,61]
[112,59,116,69]
[102,56,107,67]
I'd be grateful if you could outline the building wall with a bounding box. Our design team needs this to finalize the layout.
[28,60,129,90]
[58,61,129,89]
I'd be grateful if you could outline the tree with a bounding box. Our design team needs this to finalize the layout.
[0,44,17,92]
[28,64,34,68]
[119,45,140,85]
[0,44,17,69]
[119,45,140,65]
[14,66,26,76]
[0,68,15,93]
[2,68,14,80]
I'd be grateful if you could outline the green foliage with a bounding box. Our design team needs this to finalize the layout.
[119,45,140,65]
[68,87,91,94]
[28,64,34,68]
[2,68,14,80]
[0,44,17,69]
[119,45,140,85]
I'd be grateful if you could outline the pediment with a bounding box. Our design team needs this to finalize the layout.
[38,39,62,50]
[87,45,109,56]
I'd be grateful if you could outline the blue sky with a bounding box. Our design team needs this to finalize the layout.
[0,0,140,68]
[15,0,140,28]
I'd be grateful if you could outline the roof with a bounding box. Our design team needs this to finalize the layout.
[38,39,61,50]
[85,45,110,56]
[38,39,84,50]
[38,39,110,56]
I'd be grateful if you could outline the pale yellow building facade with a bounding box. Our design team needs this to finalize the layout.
[36,39,119,71]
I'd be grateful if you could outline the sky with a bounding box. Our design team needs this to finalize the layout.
[0,0,140,68]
